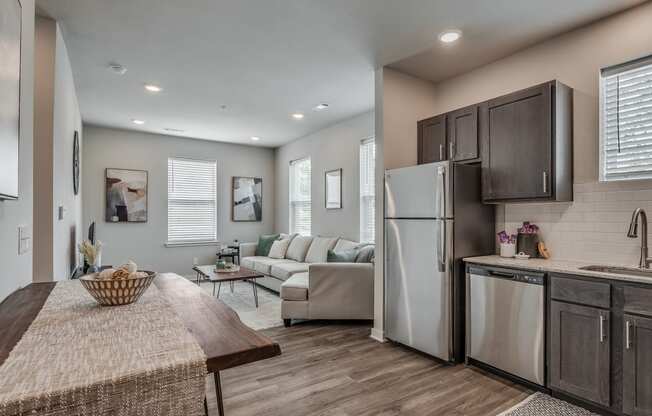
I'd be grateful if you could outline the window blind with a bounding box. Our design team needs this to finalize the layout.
[167,158,217,243]
[289,157,311,236]
[360,138,376,243]
[601,56,652,181]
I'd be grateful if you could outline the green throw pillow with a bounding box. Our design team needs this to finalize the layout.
[256,234,280,256]
[327,248,358,263]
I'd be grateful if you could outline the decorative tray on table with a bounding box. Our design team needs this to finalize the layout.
[215,265,240,273]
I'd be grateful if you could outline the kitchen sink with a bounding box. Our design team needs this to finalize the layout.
[580,265,652,278]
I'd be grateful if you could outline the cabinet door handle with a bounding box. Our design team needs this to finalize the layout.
[439,144,444,160]
[599,315,606,343]
[626,320,632,349]
[542,171,548,193]
[449,142,455,159]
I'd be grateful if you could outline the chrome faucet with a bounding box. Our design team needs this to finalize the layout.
[627,208,652,269]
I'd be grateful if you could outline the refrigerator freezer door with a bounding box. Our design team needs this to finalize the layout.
[385,218,453,360]
[385,162,451,219]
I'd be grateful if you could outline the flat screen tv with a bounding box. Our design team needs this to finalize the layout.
[0,0,21,200]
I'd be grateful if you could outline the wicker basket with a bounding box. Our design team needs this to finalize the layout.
[80,271,156,306]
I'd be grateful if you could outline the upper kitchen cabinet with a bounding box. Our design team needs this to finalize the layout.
[418,114,447,164]
[448,104,480,163]
[481,80,573,203]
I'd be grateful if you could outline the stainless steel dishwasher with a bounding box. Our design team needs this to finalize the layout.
[466,265,545,386]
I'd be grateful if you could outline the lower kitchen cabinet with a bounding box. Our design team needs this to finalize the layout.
[549,300,611,407]
[623,314,652,415]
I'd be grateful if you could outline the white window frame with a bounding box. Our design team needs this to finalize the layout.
[359,137,376,244]
[289,157,312,236]
[166,157,219,247]
[600,54,652,182]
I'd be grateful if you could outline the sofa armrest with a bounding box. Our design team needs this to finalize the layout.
[307,263,374,320]
[239,242,258,258]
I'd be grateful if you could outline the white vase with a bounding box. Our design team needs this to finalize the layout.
[500,243,516,258]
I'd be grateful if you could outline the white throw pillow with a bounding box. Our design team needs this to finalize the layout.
[334,238,358,252]
[268,239,291,259]
[305,236,338,263]
[286,236,314,262]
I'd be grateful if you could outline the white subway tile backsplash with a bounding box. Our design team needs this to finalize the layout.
[500,181,652,265]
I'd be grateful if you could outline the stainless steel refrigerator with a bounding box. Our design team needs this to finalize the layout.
[384,161,494,362]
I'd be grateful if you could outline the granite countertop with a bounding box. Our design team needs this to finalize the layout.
[464,255,652,285]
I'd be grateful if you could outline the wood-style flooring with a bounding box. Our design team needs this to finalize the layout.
[205,322,531,416]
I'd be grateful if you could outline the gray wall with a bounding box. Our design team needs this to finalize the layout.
[82,126,275,275]
[0,0,35,302]
[33,17,82,282]
[274,111,374,241]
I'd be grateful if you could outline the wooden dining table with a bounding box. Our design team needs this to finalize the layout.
[0,273,281,416]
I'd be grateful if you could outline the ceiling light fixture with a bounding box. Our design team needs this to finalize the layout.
[439,30,462,43]
[132,119,145,125]
[108,63,128,75]
[292,113,305,120]
[313,103,329,111]
[251,136,260,141]
[144,84,163,92]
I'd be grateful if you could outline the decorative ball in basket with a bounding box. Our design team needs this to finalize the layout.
[80,261,156,306]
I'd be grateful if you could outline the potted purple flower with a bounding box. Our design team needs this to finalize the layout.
[517,221,540,258]
[497,231,517,258]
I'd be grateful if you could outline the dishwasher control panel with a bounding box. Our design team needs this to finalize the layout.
[513,273,544,285]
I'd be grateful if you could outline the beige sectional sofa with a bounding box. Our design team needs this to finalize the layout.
[240,235,374,326]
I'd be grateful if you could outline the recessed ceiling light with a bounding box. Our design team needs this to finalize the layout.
[292,113,305,120]
[313,103,329,111]
[251,136,260,141]
[132,119,145,125]
[439,30,462,43]
[144,84,162,92]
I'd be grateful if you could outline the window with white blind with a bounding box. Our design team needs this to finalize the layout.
[289,157,311,236]
[360,138,376,243]
[167,158,218,245]
[601,55,652,182]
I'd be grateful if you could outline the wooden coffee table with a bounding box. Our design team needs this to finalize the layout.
[193,265,264,307]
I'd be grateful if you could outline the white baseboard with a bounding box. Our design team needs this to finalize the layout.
[370,327,385,343]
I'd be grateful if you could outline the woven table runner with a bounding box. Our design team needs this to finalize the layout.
[0,280,207,416]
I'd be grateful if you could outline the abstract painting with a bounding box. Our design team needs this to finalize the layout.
[105,168,148,222]
[232,176,262,221]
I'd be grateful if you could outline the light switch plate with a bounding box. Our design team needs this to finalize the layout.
[18,226,31,255]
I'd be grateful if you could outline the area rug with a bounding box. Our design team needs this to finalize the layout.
[498,392,598,416]
[197,279,284,330]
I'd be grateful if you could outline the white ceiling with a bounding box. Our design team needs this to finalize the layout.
[37,0,644,147]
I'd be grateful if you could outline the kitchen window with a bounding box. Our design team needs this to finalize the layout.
[289,157,311,236]
[360,137,376,243]
[600,55,652,182]
[167,157,218,245]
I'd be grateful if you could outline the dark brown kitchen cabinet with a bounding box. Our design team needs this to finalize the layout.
[623,314,652,415]
[418,115,447,164]
[549,300,611,407]
[448,105,480,162]
[481,80,573,203]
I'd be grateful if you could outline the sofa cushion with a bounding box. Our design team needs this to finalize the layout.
[356,245,375,263]
[327,248,358,263]
[305,237,338,263]
[280,273,309,301]
[268,239,291,259]
[333,238,358,252]
[255,234,280,256]
[270,262,310,280]
[286,236,313,262]
[240,256,267,271]
[253,258,295,275]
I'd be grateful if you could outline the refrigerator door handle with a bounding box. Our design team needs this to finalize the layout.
[438,221,446,272]
[437,167,446,218]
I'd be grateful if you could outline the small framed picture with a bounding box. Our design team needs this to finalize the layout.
[325,169,342,210]
[232,176,263,221]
